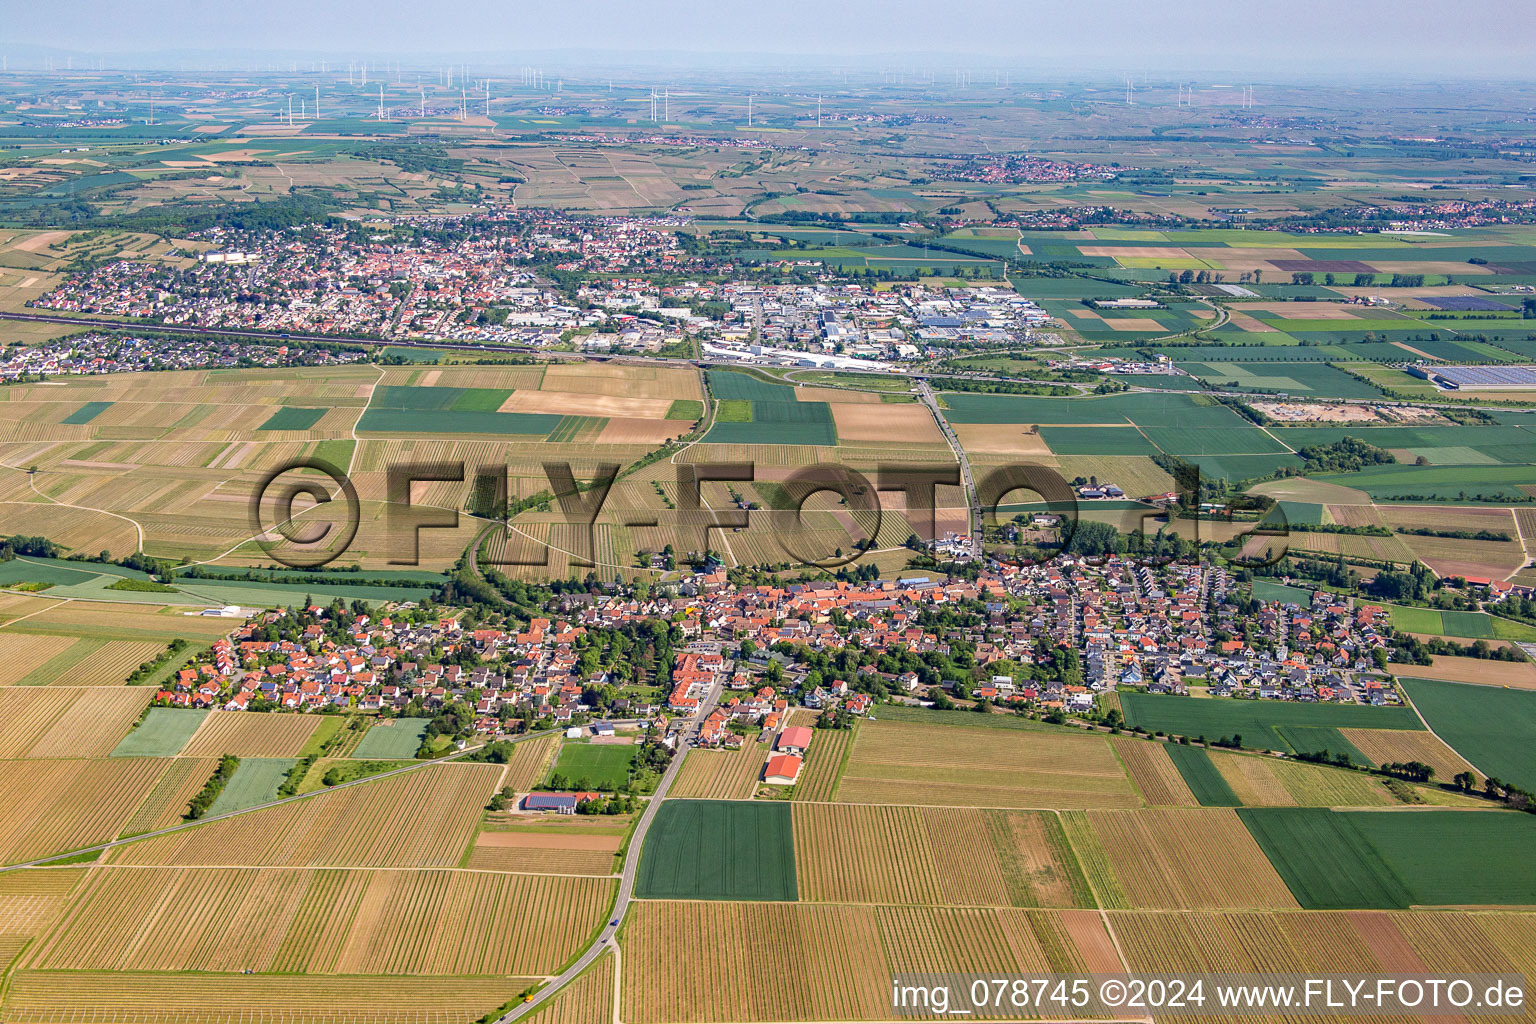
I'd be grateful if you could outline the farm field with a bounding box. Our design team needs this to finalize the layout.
[621,900,1122,1024]
[1109,908,1536,980]
[635,799,795,901]
[834,719,1142,808]
[105,762,501,867]
[1339,727,1479,782]
[789,724,853,801]
[1239,807,1536,908]
[0,686,152,758]
[1110,736,1197,806]
[0,757,170,864]
[530,953,615,1024]
[1399,677,1536,791]
[109,708,209,757]
[206,757,296,816]
[547,739,635,790]
[496,731,561,792]
[350,718,429,759]
[1084,808,1298,909]
[0,973,539,1024]
[1390,654,1536,687]
[1163,744,1242,806]
[668,741,768,800]
[1120,693,1422,757]
[792,804,1091,908]
[1206,749,1399,807]
[25,865,613,975]
[465,826,622,875]
[181,712,321,758]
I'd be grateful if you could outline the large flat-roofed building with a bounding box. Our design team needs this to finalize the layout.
[1414,364,1536,390]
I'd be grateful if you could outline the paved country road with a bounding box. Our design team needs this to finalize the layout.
[496,682,723,1022]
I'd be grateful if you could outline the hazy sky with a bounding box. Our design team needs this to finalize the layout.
[4,0,1534,77]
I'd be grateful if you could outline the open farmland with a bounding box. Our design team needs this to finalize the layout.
[0,686,152,758]
[1120,692,1422,756]
[0,973,538,1024]
[834,719,1141,808]
[530,954,615,1024]
[1240,807,1536,908]
[668,741,768,800]
[1084,808,1298,909]
[26,865,613,976]
[110,708,209,757]
[636,799,795,901]
[1110,736,1197,806]
[180,711,322,758]
[622,900,1122,1023]
[1339,727,1479,782]
[789,724,853,801]
[0,868,85,973]
[1399,677,1536,790]
[1207,750,1399,807]
[495,731,561,792]
[105,762,501,867]
[792,804,1091,907]
[0,758,170,864]
[465,826,622,875]
[1164,744,1242,806]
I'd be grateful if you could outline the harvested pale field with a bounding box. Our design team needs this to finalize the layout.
[1080,245,1195,260]
[1086,808,1299,909]
[595,417,686,444]
[498,732,561,792]
[499,390,673,418]
[1340,728,1479,781]
[60,639,166,686]
[542,363,701,400]
[0,634,76,686]
[1,972,538,1024]
[118,757,221,836]
[181,711,321,758]
[1112,737,1197,806]
[19,601,234,640]
[791,725,852,802]
[535,953,615,1024]
[835,720,1141,809]
[106,763,501,868]
[954,422,1054,456]
[793,803,1091,908]
[465,830,621,875]
[25,686,154,758]
[1209,750,1297,806]
[622,900,1116,1024]
[28,865,613,977]
[831,403,945,444]
[1405,533,1528,581]
[0,868,86,972]
[1390,656,1536,688]
[0,504,138,557]
[670,743,769,800]
[0,757,167,863]
[1111,909,1536,981]
[794,386,882,404]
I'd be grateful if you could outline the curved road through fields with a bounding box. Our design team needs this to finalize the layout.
[496,681,722,1023]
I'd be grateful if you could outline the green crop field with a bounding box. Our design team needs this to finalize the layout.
[1400,677,1536,791]
[636,799,796,901]
[61,401,112,425]
[1164,744,1241,806]
[1177,361,1384,400]
[1345,810,1536,906]
[109,708,209,757]
[1252,580,1316,604]
[1382,605,1495,639]
[257,407,327,431]
[1313,464,1536,503]
[206,757,297,816]
[1237,808,1415,909]
[1039,426,1158,455]
[667,399,704,420]
[350,718,430,759]
[358,385,561,435]
[1120,693,1421,754]
[548,740,635,789]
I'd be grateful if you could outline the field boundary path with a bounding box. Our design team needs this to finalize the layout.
[496,681,722,1023]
